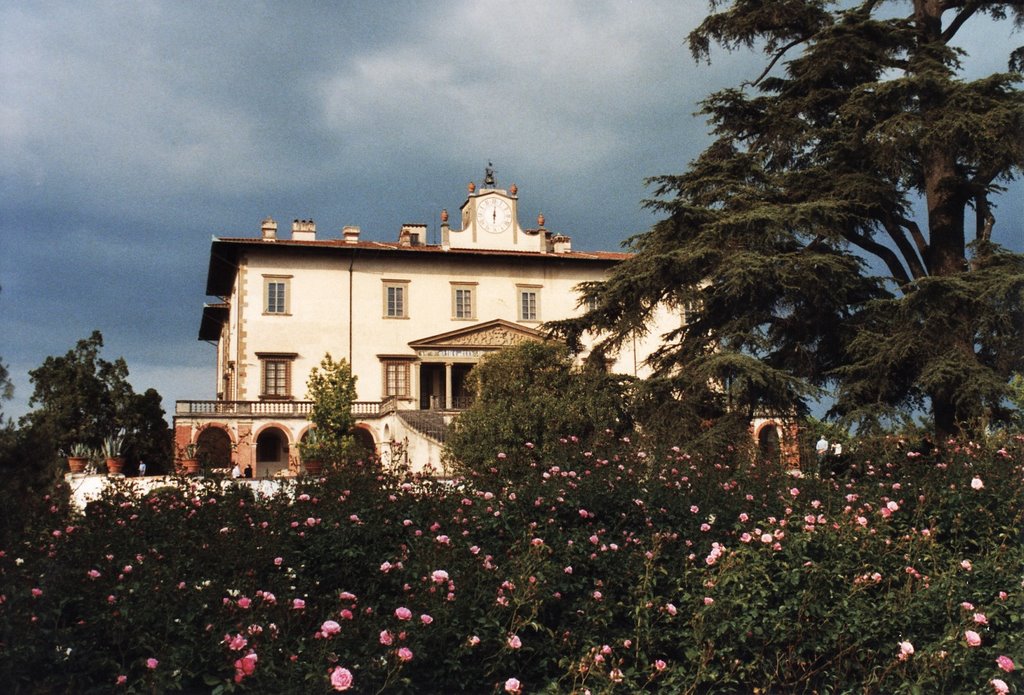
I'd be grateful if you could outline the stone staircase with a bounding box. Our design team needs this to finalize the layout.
[398,410,451,443]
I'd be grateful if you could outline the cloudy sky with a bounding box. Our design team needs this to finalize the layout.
[2,1,1021,422]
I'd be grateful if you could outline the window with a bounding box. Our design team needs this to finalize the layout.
[383,362,410,397]
[257,353,296,399]
[383,280,409,318]
[263,276,291,314]
[451,283,476,320]
[518,286,540,321]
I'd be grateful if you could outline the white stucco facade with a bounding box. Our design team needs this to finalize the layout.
[174,181,679,476]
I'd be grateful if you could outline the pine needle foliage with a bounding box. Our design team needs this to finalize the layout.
[552,1,1024,437]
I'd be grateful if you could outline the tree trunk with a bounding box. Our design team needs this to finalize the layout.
[916,0,969,439]
[931,390,957,442]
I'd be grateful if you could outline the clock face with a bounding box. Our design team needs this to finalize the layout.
[476,197,512,234]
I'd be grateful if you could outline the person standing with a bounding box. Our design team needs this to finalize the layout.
[815,436,829,476]
[231,462,242,479]
[137,460,147,476]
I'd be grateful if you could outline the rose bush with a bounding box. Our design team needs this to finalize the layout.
[0,434,1021,693]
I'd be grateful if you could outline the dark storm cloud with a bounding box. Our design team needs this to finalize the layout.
[1,1,1020,420]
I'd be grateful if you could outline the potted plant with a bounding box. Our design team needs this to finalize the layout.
[101,432,127,476]
[66,443,91,474]
[179,443,202,475]
[299,429,326,476]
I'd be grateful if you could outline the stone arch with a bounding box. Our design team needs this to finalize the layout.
[196,425,233,471]
[755,421,782,465]
[352,425,377,461]
[254,424,292,477]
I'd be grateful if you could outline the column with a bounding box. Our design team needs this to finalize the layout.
[444,362,453,410]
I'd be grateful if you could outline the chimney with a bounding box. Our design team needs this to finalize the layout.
[291,219,316,241]
[261,217,278,240]
[552,234,572,254]
[399,223,427,246]
[343,226,361,244]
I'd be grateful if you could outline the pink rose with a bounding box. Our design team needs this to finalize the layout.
[320,620,341,636]
[654,659,667,671]
[330,666,353,691]
[420,614,433,625]
[233,652,257,682]
[504,677,522,693]
[507,634,522,650]
[292,598,305,610]
[965,630,982,647]
[996,655,1014,672]
[379,630,393,646]
[237,597,251,609]
[397,647,413,662]
[971,477,984,490]
[116,675,127,685]
[991,678,1009,695]
[431,570,449,584]
[394,606,412,620]
[146,658,159,669]
[898,641,914,661]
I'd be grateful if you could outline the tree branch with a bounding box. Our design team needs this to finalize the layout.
[896,216,930,257]
[941,2,982,43]
[881,216,928,279]
[744,37,806,88]
[975,193,995,243]
[842,229,913,288]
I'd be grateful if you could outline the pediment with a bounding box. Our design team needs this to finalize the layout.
[409,319,550,350]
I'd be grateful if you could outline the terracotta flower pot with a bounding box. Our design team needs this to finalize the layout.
[67,456,88,474]
[182,458,202,475]
[106,457,125,475]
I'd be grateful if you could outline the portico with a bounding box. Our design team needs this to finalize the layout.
[411,319,549,410]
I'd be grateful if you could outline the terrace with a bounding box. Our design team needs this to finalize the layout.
[174,398,399,419]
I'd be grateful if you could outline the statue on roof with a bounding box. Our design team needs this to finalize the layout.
[483,162,496,187]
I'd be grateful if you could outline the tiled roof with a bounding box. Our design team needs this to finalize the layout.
[212,236,630,262]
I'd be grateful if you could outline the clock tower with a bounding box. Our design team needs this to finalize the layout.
[447,166,548,252]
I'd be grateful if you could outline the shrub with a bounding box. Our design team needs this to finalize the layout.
[444,342,632,481]
[1,435,1021,693]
